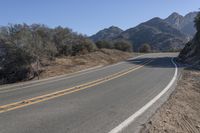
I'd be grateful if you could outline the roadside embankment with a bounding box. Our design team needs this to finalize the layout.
[35,49,137,79]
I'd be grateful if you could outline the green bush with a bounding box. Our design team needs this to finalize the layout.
[114,40,133,52]
[96,40,113,49]
[139,43,151,53]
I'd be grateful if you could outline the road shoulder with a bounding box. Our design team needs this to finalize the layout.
[140,67,200,133]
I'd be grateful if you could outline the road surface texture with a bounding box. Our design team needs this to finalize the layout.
[0,53,180,133]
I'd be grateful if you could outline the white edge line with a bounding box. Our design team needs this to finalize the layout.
[109,57,178,133]
[0,53,148,91]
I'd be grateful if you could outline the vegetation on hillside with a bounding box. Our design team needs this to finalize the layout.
[95,40,132,52]
[0,24,132,84]
[179,12,200,65]
[0,24,95,84]
[96,40,114,49]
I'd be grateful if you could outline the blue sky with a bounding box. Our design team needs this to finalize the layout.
[0,0,199,35]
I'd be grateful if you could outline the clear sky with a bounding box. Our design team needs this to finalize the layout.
[0,0,199,35]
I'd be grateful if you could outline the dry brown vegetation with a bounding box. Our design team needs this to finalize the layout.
[141,68,200,133]
[0,24,134,84]
[37,49,136,79]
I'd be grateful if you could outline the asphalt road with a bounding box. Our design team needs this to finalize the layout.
[0,53,179,133]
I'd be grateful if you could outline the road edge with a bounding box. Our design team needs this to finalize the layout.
[0,54,147,91]
[109,57,178,133]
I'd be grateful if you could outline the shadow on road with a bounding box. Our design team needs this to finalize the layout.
[126,56,184,69]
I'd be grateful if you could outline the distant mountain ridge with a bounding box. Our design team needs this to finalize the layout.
[164,12,198,37]
[117,17,187,51]
[90,26,123,42]
[90,11,198,52]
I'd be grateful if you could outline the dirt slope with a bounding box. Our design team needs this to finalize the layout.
[37,49,136,79]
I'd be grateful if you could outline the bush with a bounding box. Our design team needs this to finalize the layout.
[113,40,133,52]
[139,43,151,53]
[95,40,113,49]
[0,42,34,83]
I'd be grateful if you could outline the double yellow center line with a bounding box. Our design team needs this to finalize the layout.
[0,59,153,113]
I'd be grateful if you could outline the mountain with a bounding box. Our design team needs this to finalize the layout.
[90,26,123,42]
[90,11,198,52]
[164,12,184,29]
[117,17,187,51]
[165,12,198,37]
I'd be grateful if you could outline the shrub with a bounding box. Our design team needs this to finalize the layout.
[0,24,97,83]
[139,43,151,53]
[96,40,113,49]
[114,40,133,52]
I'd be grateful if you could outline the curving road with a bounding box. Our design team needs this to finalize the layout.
[0,53,179,133]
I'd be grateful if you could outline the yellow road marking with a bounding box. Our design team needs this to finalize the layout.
[0,65,104,93]
[0,60,153,113]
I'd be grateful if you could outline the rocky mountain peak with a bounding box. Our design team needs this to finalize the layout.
[90,26,123,42]
[165,12,184,29]
[164,11,198,37]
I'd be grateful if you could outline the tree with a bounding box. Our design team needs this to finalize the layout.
[114,40,132,52]
[71,35,96,56]
[194,12,200,32]
[139,43,151,53]
[52,26,73,56]
[0,23,98,84]
[95,40,113,49]
[0,41,34,83]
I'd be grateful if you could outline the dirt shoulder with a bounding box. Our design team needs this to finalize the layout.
[140,68,200,133]
[37,49,138,79]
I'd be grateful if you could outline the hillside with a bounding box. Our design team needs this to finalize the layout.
[179,12,200,66]
[38,49,135,79]
[179,34,200,65]
[118,17,187,51]
[91,11,197,52]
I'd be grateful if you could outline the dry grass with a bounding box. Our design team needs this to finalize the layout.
[37,49,137,79]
